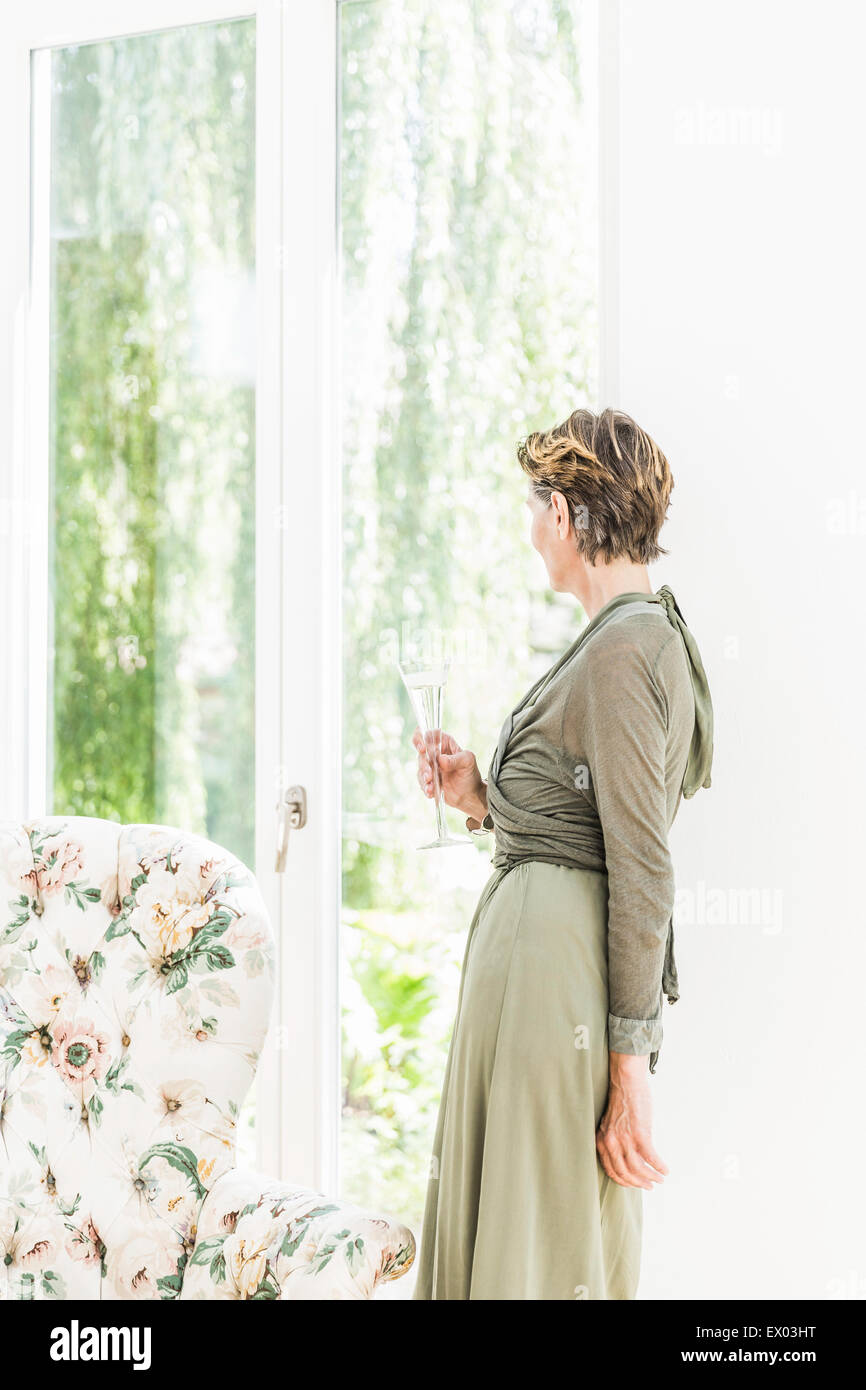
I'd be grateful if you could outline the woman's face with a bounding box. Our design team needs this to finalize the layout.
[526,487,574,592]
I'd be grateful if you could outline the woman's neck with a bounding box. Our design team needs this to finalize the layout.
[569,560,653,620]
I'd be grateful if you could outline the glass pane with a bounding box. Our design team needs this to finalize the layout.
[339,0,598,1247]
[44,19,257,1163]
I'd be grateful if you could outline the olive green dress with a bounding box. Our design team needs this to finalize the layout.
[414,587,713,1301]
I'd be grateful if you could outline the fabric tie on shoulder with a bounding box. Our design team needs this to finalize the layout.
[652,585,714,799]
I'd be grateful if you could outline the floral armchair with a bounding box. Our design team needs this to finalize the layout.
[0,817,415,1300]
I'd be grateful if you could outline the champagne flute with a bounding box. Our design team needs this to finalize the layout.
[399,655,472,849]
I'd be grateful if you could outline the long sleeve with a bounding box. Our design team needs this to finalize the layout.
[575,627,678,1057]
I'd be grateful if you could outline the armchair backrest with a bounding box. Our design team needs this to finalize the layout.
[0,816,274,1299]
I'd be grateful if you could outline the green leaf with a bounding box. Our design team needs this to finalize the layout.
[345,1235,365,1272]
[104,1054,125,1086]
[176,938,235,976]
[0,909,32,947]
[190,1236,224,1267]
[65,883,90,911]
[1,1029,33,1067]
[280,1222,310,1258]
[199,944,234,973]
[250,1274,279,1300]
[139,1142,206,1200]
[173,917,231,958]
[41,1269,66,1298]
[164,960,189,995]
[194,913,233,941]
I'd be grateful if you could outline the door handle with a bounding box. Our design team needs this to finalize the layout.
[275,784,307,872]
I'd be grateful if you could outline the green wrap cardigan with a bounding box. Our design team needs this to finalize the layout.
[480,586,713,1069]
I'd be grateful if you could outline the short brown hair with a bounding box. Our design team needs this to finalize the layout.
[517,407,673,564]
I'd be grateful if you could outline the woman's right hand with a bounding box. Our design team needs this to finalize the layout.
[412,728,488,823]
[596,1053,668,1191]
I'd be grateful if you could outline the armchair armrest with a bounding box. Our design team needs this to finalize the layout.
[181,1168,415,1300]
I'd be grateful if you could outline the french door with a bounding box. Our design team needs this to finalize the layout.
[0,0,339,1192]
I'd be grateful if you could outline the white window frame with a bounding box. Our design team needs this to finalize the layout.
[0,0,341,1195]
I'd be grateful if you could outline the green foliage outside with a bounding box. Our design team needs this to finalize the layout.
[50,21,256,868]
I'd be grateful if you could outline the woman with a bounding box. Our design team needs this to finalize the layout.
[411,407,713,1301]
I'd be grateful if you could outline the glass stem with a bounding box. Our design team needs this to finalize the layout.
[430,741,448,841]
[433,791,448,841]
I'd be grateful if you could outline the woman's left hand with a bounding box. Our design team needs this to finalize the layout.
[596,1052,669,1190]
[411,727,487,821]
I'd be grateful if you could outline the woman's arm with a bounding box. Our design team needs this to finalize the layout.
[581,632,676,1057]
[578,628,679,1189]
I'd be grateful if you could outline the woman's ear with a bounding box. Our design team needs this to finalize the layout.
[550,489,571,538]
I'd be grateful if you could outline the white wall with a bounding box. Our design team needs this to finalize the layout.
[614,0,866,1299]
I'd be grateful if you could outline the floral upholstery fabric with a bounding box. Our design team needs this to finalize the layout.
[181,1169,415,1300]
[0,817,414,1300]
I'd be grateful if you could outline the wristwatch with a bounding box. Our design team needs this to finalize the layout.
[466,811,494,837]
